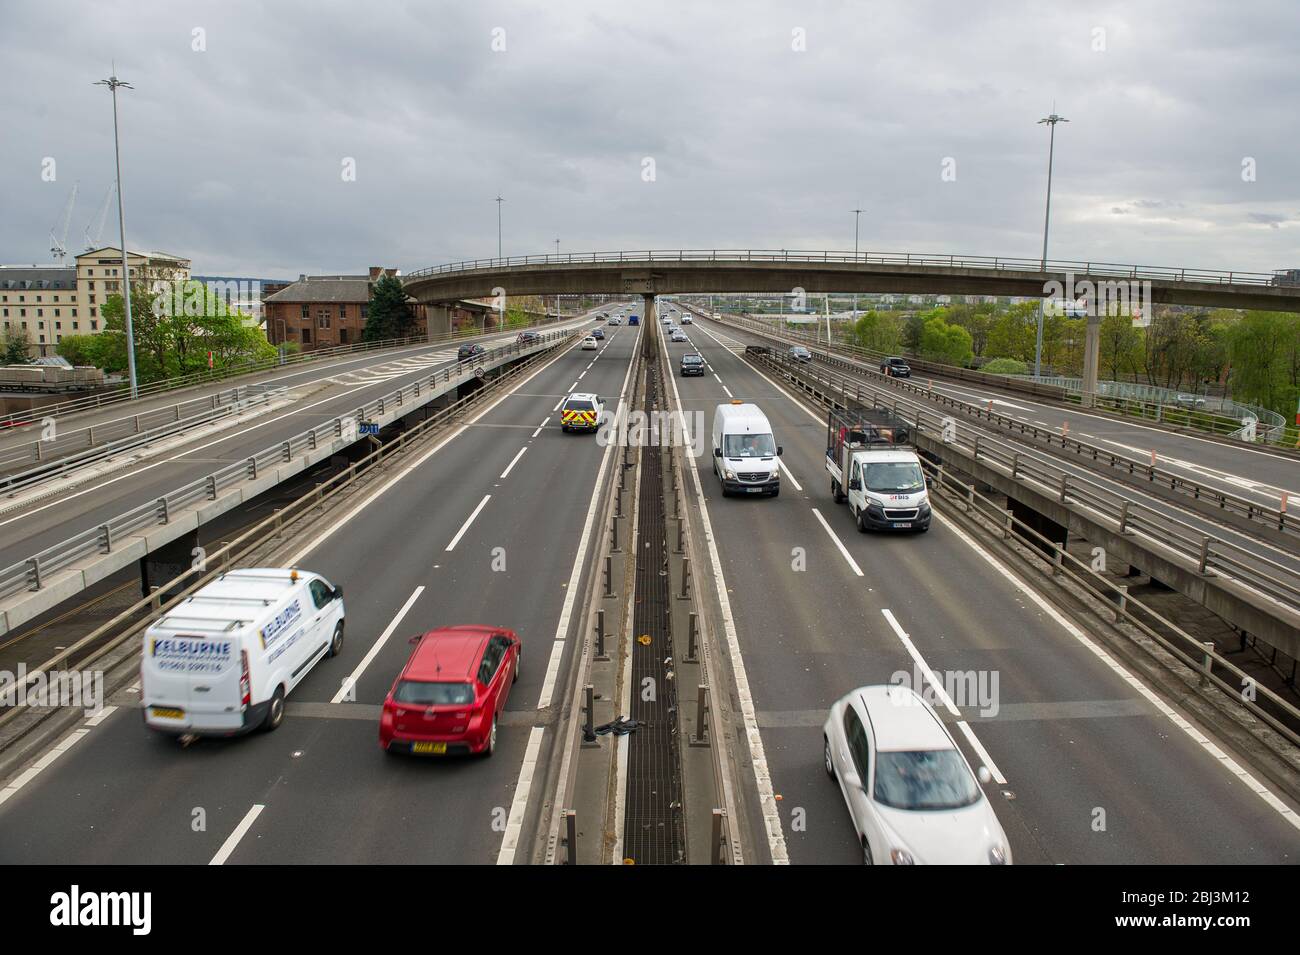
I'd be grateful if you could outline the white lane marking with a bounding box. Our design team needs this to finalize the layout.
[331,585,424,703]
[84,705,117,727]
[777,458,802,491]
[445,494,492,551]
[533,323,643,710]
[552,398,564,412]
[499,446,528,480]
[0,728,90,808]
[955,720,1007,785]
[722,385,734,398]
[537,640,567,713]
[811,507,864,577]
[664,340,789,864]
[935,511,1300,830]
[713,373,723,383]
[497,726,545,865]
[577,371,587,380]
[283,345,575,565]
[209,804,265,865]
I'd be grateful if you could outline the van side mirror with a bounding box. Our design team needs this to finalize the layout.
[776,446,783,456]
[333,586,344,601]
[849,478,862,491]
[408,634,422,645]
[714,448,722,458]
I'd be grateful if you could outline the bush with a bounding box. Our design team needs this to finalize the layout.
[980,357,1029,375]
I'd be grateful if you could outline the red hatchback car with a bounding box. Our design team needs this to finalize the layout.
[379,625,521,757]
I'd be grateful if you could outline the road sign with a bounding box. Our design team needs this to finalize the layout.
[359,421,380,436]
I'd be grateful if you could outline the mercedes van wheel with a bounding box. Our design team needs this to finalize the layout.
[263,687,285,732]
[327,621,344,658]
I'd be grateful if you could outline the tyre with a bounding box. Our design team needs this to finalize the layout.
[862,838,874,866]
[857,506,869,533]
[831,479,843,504]
[483,715,498,757]
[823,736,835,778]
[327,621,344,658]
[513,647,520,683]
[262,687,285,732]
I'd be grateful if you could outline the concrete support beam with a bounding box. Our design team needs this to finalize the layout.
[1081,316,1101,409]
[426,304,453,337]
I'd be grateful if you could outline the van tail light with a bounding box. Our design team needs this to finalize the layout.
[240,650,251,707]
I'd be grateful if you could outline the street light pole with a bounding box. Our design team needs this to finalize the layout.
[851,207,864,320]
[1034,111,1068,379]
[495,195,504,260]
[95,68,138,399]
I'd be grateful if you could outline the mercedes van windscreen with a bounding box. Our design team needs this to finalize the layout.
[723,433,777,458]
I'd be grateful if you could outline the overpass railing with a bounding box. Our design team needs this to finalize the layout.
[406,249,1279,287]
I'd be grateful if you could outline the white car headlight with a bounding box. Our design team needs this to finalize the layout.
[725,469,736,480]
[889,848,915,866]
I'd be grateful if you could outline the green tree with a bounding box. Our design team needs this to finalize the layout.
[362,275,416,342]
[2,331,31,364]
[1226,311,1300,414]
[919,316,974,366]
[850,310,903,353]
[56,334,100,367]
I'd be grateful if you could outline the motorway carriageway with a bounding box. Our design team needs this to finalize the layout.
[0,315,598,579]
[0,321,640,864]
[664,317,1299,864]
[697,317,1300,586]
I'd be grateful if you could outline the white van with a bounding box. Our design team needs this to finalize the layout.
[712,401,782,497]
[141,568,345,737]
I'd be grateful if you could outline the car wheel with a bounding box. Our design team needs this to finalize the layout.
[327,621,344,658]
[857,507,869,533]
[862,838,874,866]
[831,479,842,503]
[823,736,835,778]
[513,648,520,683]
[483,715,498,757]
[263,687,285,732]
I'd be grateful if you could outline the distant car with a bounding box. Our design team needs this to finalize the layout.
[671,330,689,343]
[516,331,541,346]
[581,336,598,350]
[1173,393,1207,409]
[628,315,639,325]
[681,315,693,324]
[379,625,521,757]
[823,684,1011,865]
[592,327,605,340]
[680,353,706,377]
[560,392,604,433]
[880,356,911,378]
[788,346,812,363]
[457,343,486,362]
[662,315,673,324]
[608,317,622,326]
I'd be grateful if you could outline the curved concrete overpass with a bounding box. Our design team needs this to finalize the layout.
[405,249,1300,312]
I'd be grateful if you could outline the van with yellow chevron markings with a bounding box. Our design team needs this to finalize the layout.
[560,392,604,433]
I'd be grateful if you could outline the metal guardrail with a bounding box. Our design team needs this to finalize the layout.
[0,314,573,430]
[0,385,265,477]
[0,341,569,725]
[406,248,1280,287]
[0,328,578,607]
[751,349,1300,617]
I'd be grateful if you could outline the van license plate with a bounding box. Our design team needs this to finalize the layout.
[151,707,184,719]
[412,742,446,755]
[746,487,762,493]
[892,522,912,529]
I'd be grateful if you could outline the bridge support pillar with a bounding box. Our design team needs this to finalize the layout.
[1081,315,1101,408]
[642,293,657,358]
[427,304,453,337]
[140,528,201,602]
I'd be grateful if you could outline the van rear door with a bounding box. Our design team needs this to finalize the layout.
[143,629,243,731]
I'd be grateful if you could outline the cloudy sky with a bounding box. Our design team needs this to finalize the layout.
[2,0,1296,278]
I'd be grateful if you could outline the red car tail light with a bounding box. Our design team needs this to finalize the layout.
[239,650,251,707]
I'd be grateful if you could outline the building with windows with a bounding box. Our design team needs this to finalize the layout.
[263,267,428,350]
[0,247,191,357]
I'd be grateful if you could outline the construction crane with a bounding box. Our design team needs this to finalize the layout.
[49,182,79,263]
[84,182,115,251]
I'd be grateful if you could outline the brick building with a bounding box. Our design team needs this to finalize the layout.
[263,267,427,350]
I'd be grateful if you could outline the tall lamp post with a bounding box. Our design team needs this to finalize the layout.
[95,68,138,399]
[851,207,864,320]
[495,195,504,259]
[1034,110,1068,379]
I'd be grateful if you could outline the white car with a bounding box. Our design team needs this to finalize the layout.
[670,330,688,343]
[581,336,598,350]
[822,684,1011,865]
[608,317,622,326]
[681,315,693,324]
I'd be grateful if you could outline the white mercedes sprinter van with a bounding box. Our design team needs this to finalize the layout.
[141,568,345,737]
[712,401,782,497]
